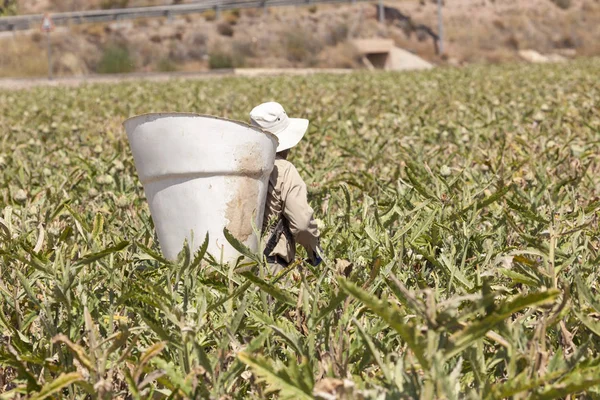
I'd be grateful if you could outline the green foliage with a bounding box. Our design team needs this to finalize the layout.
[97,44,134,74]
[156,58,178,73]
[208,49,243,69]
[1,59,600,399]
[238,352,313,400]
[0,0,17,16]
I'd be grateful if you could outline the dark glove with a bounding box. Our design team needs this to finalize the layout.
[305,245,323,267]
[307,253,322,267]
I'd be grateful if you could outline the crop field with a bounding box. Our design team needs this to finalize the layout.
[1,59,600,399]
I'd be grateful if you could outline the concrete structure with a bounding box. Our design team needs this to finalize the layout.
[352,39,433,71]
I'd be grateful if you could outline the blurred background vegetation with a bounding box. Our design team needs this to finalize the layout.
[0,0,598,77]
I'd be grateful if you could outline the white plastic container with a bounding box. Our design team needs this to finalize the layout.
[123,113,278,262]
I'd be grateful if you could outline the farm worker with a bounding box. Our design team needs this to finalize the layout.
[250,102,322,270]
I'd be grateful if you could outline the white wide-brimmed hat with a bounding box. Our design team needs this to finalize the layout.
[250,102,309,152]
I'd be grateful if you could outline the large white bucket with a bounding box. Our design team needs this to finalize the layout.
[123,113,278,262]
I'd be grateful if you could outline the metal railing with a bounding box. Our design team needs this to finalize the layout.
[0,0,375,32]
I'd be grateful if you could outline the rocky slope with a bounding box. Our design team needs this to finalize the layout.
[0,0,598,77]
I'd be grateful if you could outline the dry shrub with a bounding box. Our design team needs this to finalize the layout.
[0,35,47,78]
[492,19,506,30]
[50,31,102,72]
[55,52,89,76]
[582,0,600,12]
[76,23,109,42]
[319,42,360,68]
[168,42,189,62]
[223,11,240,25]
[505,35,520,50]
[554,35,576,49]
[187,31,208,60]
[31,32,43,43]
[243,8,262,18]
[231,38,256,59]
[191,31,208,47]
[202,9,217,22]
[549,0,571,9]
[130,40,162,67]
[100,0,129,9]
[283,26,322,64]
[29,0,104,12]
[135,18,150,28]
[325,22,349,46]
[217,22,234,37]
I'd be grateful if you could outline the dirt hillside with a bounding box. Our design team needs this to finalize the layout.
[0,0,598,77]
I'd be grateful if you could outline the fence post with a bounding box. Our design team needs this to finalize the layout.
[378,0,384,24]
[215,1,221,20]
[46,31,53,80]
[437,0,444,55]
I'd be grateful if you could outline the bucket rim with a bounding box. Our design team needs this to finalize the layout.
[123,112,279,143]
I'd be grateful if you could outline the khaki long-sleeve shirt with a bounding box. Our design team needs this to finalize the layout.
[262,157,320,264]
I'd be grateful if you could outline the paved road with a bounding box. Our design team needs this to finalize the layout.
[0,68,353,90]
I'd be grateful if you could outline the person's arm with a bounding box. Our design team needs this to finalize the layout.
[281,164,321,263]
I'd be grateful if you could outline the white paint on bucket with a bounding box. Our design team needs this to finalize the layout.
[123,113,278,262]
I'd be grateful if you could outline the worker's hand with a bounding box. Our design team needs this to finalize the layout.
[305,245,323,267]
[306,253,322,267]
